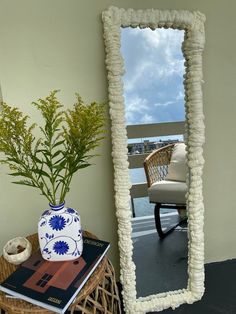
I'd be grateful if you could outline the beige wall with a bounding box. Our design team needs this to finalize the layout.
[0,0,236,275]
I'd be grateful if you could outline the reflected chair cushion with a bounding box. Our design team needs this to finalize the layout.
[165,143,187,182]
[148,180,187,204]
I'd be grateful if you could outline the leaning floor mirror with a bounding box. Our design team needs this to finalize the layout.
[102,7,205,313]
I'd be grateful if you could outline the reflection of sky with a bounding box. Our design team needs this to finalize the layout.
[121,28,185,126]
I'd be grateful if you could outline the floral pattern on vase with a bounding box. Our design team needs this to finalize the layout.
[38,202,83,261]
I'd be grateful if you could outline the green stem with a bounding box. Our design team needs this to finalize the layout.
[45,122,58,204]
[31,154,54,203]
[48,142,56,204]
[59,160,70,203]
[60,174,73,204]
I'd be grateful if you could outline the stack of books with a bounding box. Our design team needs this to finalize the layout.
[0,236,110,313]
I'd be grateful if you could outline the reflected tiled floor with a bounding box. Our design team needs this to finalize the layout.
[132,212,188,297]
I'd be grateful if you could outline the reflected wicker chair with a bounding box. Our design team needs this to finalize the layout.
[144,143,187,239]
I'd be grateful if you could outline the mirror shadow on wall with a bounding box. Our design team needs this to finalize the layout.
[121,27,188,297]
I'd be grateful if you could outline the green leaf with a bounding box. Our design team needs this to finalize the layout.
[33,168,51,179]
[36,149,51,157]
[53,159,67,171]
[31,155,43,164]
[78,163,90,169]
[8,172,32,178]
[52,140,65,149]
[52,150,62,159]
[12,180,35,187]
[55,174,64,179]
[43,154,52,168]
[6,157,20,164]
[39,127,47,137]
[68,163,90,176]
[54,181,62,193]
[56,177,67,185]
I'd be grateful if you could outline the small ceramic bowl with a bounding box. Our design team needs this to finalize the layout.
[3,237,32,265]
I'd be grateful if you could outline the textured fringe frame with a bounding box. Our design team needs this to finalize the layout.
[102,6,205,314]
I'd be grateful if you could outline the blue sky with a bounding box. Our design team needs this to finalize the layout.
[121,27,185,126]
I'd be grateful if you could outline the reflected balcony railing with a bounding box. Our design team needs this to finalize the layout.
[127,121,185,217]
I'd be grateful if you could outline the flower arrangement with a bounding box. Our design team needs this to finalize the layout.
[0,90,105,205]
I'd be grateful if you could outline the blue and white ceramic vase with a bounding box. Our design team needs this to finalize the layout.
[38,201,83,261]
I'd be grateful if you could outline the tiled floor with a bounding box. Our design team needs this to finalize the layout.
[132,213,188,297]
[153,259,236,314]
[129,213,236,314]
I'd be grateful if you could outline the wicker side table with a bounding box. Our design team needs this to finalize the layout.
[0,232,121,314]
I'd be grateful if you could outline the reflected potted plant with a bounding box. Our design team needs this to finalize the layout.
[0,91,105,261]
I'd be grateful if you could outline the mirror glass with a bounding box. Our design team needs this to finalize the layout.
[121,27,188,297]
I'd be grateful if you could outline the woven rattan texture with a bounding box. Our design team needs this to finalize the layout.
[70,260,121,314]
[144,143,174,187]
[0,233,121,314]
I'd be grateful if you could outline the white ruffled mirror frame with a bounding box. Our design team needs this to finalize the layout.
[102,6,205,313]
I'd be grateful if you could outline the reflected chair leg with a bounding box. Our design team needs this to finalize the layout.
[154,203,187,239]
[154,203,166,239]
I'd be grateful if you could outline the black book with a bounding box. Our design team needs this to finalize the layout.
[0,236,110,313]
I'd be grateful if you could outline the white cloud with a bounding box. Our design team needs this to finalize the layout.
[124,60,152,92]
[140,113,154,124]
[141,28,161,48]
[125,96,149,125]
[121,28,185,124]
[154,101,175,107]
[176,90,184,100]
[126,96,148,113]
[122,28,185,96]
